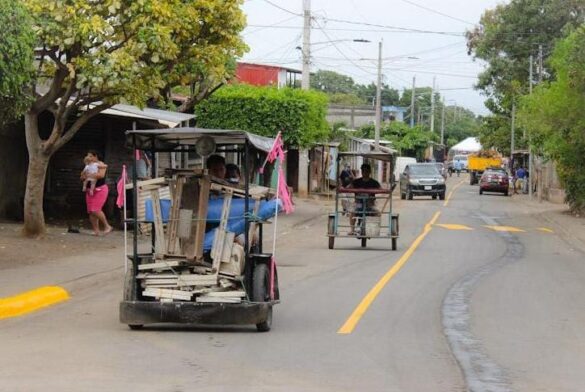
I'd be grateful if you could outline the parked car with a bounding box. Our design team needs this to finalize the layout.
[434,162,448,179]
[400,163,446,200]
[393,156,417,182]
[479,169,509,196]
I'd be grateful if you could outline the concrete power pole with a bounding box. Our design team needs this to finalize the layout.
[410,76,416,128]
[298,0,311,198]
[374,40,382,149]
[301,0,311,90]
[440,97,445,146]
[429,76,436,159]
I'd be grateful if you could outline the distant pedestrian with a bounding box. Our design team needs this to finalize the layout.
[339,164,353,188]
[454,159,463,177]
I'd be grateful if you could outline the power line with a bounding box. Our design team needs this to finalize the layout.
[260,0,302,16]
[314,16,465,36]
[398,0,474,25]
[243,15,300,36]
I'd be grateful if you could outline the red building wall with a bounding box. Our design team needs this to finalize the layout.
[235,63,280,86]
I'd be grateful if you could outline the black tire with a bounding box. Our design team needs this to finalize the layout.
[407,188,413,200]
[391,238,397,251]
[401,192,406,200]
[432,195,437,200]
[439,192,445,201]
[327,215,335,250]
[253,263,272,332]
[479,189,483,195]
[504,189,509,196]
[361,238,367,248]
[128,324,144,330]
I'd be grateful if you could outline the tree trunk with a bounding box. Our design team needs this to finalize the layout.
[22,112,51,237]
[22,153,50,237]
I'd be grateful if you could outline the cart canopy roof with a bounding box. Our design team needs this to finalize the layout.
[126,127,275,153]
[338,150,397,162]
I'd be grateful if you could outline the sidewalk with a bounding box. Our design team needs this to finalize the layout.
[0,198,326,298]
[511,193,585,252]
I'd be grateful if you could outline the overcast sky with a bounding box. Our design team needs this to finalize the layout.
[241,0,506,115]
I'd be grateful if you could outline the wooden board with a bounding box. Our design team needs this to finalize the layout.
[196,296,242,304]
[143,288,193,301]
[166,177,184,255]
[192,176,211,261]
[138,260,185,271]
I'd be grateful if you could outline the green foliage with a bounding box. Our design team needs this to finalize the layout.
[518,26,585,212]
[195,84,330,147]
[0,0,34,125]
[444,106,481,147]
[329,121,350,151]
[327,92,363,106]
[355,83,400,106]
[359,121,437,160]
[310,69,400,106]
[467,0,585,114]
[311,70,356,94]
[25,0,247,114]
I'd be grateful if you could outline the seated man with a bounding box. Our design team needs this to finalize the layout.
[349,163,381,234]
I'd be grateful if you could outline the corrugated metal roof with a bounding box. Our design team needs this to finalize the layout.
[101,104,195,127]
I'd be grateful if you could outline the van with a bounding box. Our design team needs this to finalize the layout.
[393,157,417,182]
[452,154,469,171]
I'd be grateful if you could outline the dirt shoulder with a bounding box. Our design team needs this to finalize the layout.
[511,194,585,252]
[0,222,124,271]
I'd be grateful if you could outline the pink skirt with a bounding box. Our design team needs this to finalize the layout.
[86,184,109,213]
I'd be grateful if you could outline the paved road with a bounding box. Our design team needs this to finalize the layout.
[2,176,585,392]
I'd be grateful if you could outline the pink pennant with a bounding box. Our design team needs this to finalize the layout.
[116,165,127,208]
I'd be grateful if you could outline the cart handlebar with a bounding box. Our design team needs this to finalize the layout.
[338,188,392,194]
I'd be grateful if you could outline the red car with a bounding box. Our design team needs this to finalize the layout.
[479,169,509,196]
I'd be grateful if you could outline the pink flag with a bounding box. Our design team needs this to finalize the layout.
[116,165,127,208]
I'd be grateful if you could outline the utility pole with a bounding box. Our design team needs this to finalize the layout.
[510,100,515,164]
[374,39,382,149]
[410,76,416,128]
[429,76,436,159]
[440,97,445,146]
[301,0,311,90]
[528,53,533,199]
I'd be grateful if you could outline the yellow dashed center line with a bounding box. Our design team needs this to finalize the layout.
[443,180,465,207]
[483,225,525,233]
[338,211,441,335]
[435,224,474,231]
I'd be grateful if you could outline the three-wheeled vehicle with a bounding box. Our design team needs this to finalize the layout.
[327,151,399,250]
[120,128,281,332]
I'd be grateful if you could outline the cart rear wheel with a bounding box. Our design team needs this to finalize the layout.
[361,238,367,247]
[253,263,272,332]
[327,215,335,250]
[392,237,397,251]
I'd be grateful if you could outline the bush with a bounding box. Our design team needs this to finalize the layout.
[195,84,330,147]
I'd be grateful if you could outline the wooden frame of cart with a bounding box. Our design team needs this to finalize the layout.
[328,151,399,250]
[120,128,281,332]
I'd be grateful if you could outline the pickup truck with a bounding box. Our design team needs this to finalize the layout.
[468,152,503,185]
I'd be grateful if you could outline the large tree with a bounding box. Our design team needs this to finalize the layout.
[518,26,585,213]
[20,0,247,236]
[466,0,585,150]
[0,0,34,125]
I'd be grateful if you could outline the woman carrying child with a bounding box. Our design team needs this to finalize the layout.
[80,150,112,236]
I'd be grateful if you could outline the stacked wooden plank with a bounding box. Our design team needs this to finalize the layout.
[137,260,246,303]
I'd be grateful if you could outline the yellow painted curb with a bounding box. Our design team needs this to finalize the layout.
[0,286,69,320]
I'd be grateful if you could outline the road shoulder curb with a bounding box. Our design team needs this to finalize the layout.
[0,286,69,320]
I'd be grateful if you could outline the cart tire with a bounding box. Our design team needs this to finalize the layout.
[253,263,272,332]
[128,324,144,330]
[392,238,397,251]
[327,215,335,250]
[361,238,367,247]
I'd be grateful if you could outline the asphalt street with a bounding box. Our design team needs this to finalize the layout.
[1,175,585,392]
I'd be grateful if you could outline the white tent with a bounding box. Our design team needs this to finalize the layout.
[450,137,482,154]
